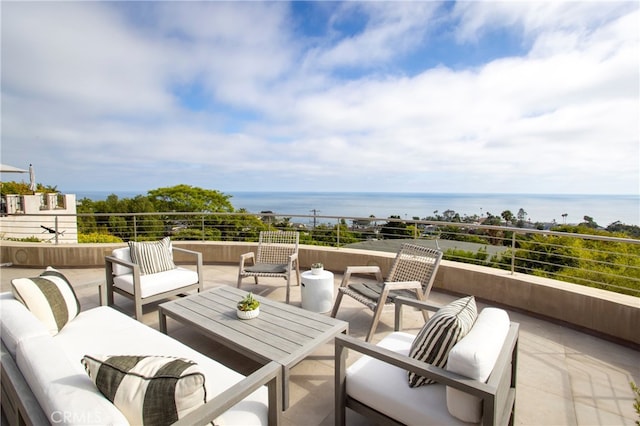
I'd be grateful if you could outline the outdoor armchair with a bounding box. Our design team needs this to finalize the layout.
[331,243,442,342]
[237,231,301,304]
[335,296,519,425]
[105,239,203,320]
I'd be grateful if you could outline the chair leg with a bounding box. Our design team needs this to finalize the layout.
[285,274,291,304]
[237,274,243,288]
[330,291,344,318]
[366,303,386,342]
[134,298,143,321]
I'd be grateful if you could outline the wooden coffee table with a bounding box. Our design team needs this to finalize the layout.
[158,285,348,410]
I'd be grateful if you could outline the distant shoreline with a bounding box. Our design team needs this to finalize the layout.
[72,190,639,227]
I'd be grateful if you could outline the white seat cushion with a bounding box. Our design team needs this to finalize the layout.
[113,267,198,298]
[54,306,269,425]
[16,334,129,425]
[346,332,468,426]
[446,308,511,423]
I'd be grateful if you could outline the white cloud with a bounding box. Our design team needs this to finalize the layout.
[303,2,440,70]
[1,1,637,196]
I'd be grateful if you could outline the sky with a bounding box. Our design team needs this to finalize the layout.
[1,1,639,195]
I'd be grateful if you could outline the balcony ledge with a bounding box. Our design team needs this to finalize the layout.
[1,241,638,348]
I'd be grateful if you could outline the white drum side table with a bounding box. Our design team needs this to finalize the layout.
[300,270,334,313]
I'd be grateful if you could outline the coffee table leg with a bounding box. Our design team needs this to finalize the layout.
[159,308,167,334]
[282,365,290,411]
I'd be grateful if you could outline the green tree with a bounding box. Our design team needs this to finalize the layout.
[380,216,411,239]
[501,210,514,226]
[147,184,232,213]
[581,215,599,229]
[1,180,57,195]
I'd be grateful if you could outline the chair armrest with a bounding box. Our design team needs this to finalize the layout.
[239,252,255,270]
[393,295,442,331]
[173,247,202,266]
[104,255,143,303]
[394,295,442,312]
[105,255,138,271]
[172,361,282,426]
[172,247,203,285]
[339,266,383,288]
[172,246,200,257]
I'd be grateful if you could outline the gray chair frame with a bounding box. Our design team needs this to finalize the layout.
[237,231,301,304]
[105,246,203,320]
[335,296,519,426]
[331,243,442,342]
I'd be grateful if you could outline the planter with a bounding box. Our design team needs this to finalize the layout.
[311,267,324,275]
[237,307,260,320]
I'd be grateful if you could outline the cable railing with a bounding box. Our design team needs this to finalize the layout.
[1,211,639,296]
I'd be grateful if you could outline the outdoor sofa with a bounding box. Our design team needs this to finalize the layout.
[0,269,281,425]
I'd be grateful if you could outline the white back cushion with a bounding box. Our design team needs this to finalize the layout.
[446,308,510,423]
[0,292,50,357]
[111,247,133,276]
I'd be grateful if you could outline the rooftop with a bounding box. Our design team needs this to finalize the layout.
[1,264,638,425]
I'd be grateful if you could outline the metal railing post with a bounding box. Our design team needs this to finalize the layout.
[133,215,137,241]
[511,232,517,275]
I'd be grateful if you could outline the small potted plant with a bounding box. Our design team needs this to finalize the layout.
[311,262,324,275]
[237,292,260,319]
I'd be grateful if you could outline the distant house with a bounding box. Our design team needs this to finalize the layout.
[0,192,78,243]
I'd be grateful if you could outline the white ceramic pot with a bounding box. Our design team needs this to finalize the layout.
[311,267,323,275]
[237,306,260,320]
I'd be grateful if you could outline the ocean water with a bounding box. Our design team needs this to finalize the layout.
[74,191,639,227]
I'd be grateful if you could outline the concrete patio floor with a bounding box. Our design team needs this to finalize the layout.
[1,264,638,425]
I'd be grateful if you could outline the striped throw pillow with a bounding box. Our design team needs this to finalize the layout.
[82,355,207,426]
[128,237,176,275]
[11,267,80,335]
[408,296,477,387]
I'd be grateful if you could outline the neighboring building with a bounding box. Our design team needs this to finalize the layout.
[0,192,78,243]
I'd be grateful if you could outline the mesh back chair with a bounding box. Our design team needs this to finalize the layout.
[331,243,442,342]
[237,231,301,303]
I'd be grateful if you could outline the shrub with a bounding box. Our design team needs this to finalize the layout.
[78,233,123,243]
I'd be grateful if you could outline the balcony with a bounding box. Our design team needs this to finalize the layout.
[0,240,638,424]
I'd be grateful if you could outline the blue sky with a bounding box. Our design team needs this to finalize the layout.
[2,1,638,195]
